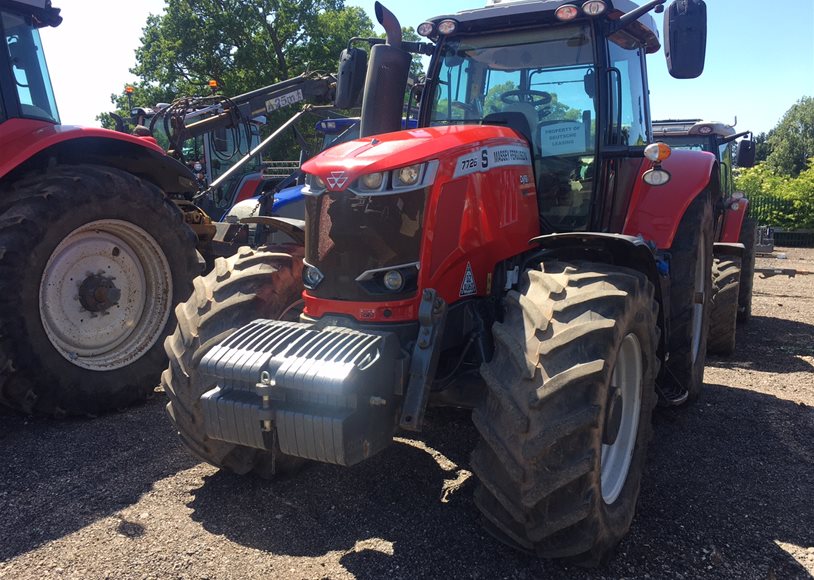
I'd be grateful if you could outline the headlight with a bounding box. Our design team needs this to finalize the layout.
[395,164,422,187]
[303,263,324,289]
[437,19,457,35]
[582,1,606,16]
[303,173,326,195]
[383,270,404,291]
[417,22,434,37]
[349,160,439,196]
[643,168,671,186]
[360,172,385,190]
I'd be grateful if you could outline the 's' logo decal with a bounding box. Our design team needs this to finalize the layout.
[326,171,349,190]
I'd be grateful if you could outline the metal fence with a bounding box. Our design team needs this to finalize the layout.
[749,195,814,248]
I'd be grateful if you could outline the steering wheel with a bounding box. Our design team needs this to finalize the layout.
[500,89,553,119]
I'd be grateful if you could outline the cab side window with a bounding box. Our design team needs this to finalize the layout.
[608,43,647,146]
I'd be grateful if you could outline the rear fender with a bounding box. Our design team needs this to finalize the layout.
[720,196,749,244]
[623,149,719,249]
[0,121,196,194]
[528,232,666,358]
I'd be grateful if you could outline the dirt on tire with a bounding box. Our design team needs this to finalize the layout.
[0,248,812,579]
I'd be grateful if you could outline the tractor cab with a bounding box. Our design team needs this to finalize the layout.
[418,0,661,231]
[0,0,61,124]
[653,118,756,198]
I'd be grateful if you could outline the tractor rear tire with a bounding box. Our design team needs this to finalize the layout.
[471,261,658,566]
[707,258,740,355]
[737,217,757,323]
[0,165,198,416]
[660,191,713,404]
[162,245,306,477]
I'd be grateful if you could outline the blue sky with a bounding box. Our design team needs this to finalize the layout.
[41,0,813,135]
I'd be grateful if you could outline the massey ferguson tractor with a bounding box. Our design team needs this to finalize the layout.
[653,118,757,354]
[164,0,713,565]
[0,0,200,416]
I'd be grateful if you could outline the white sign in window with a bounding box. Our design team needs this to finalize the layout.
[539,121,586,156]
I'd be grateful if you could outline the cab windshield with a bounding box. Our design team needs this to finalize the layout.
[2,10,59,123]
[429,24,597,230]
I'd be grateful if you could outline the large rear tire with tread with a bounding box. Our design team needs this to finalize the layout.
[660,192,713,404]
[471,260,659,567]
[162,245,305,477]
[737,217,756,323]
[707,258,740,355]
[0,165,198,416]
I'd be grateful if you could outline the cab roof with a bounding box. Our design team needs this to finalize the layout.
[652,119,737,139]
[427,0,660,53]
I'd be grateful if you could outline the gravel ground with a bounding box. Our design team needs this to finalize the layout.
[1,248,812,580]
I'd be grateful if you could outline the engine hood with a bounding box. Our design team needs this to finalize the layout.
[301,124,528,189]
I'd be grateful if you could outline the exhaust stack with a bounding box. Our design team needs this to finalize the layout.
[375,2,402,49]
[359,2,411,138]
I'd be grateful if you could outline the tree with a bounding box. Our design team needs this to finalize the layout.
[766,96,814,177]
[101,1,374,126]
[753,131,772,164]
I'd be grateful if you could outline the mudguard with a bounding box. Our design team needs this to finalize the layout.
[0,119,196,194]
[623,149,719,249]
[720,197,750,244]
[529,232,667,356]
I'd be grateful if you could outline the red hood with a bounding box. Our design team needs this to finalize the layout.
[301,124,526,188]
[1,118,166,178]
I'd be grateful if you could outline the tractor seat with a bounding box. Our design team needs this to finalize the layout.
[482,112,534,152]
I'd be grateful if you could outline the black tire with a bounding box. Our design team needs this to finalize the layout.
[707,258,740,355]
[162,245,305,477]
[737,217,757,323]
[660,192,713,404]
[471,261,659,566]
[0,165,198,416]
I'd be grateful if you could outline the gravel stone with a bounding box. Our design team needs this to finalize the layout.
[1,248,812,579]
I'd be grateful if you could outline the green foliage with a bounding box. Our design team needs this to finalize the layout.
[766,96,814,177]
[102,1,374,129]
[753,131,772,164]
[736,159,814,229]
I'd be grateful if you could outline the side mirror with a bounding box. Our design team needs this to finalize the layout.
[664,0,707,79]
[334,47,367,109]
[737,139,756,168]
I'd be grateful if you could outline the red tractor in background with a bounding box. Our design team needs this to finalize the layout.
[0,0,199,415]
[653,118,757,354]
[163,0,714,565]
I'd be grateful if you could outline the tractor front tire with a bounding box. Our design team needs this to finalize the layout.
[707,258,740,355]
[162,245,305,477]
[0,165,198,416]
[660,191,713,404]
[737,217,757,323]
[471,261,658,566]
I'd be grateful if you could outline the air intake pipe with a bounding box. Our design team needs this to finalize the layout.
[359,2,412,138]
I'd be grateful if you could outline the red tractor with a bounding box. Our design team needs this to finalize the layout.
[164,0,713,564]
[0,1,199,415]
[653,118,757,354]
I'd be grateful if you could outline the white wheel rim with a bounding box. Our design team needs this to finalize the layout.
[601,333,643,505]
[39,219,173,371]
[690,241,705,363]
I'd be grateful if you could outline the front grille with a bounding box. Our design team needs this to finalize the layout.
[305,189,427,301]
